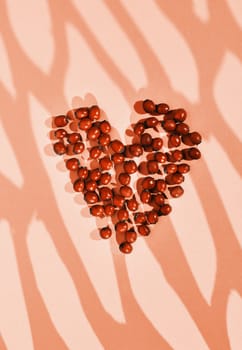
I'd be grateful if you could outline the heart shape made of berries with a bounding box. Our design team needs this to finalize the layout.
[50,99,202,254]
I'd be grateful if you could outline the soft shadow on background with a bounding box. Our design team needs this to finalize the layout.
[0,0,241,349]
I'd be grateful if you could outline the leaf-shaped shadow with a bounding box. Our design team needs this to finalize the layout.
[0,221,34,350]
[226,290,242,350]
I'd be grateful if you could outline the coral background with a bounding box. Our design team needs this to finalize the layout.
[0,1,242,349]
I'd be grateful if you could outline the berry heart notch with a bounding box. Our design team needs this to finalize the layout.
[50,99,202,254]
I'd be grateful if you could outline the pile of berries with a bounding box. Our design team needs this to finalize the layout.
[51,99,202,254]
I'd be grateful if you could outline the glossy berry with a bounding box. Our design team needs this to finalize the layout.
[73,142,85,154]
[88,147,102,161]
[87,126,101,140]
[54,115,68,127]
[134,122,145,136]
[142,176,156,190]
[171,150,183,162]
[137,225,150,236]
[99,187,113,201]
[138,161,149,175]
[159,204,172,215]
[98,133,111,146]
[164,164,177,174]
[112,153,125,165]
[190,132,202,145]
[182,148,193,160]
[168,134,181,148]
[173,108,187,122]
[119,242,133,254]
[99,157,113,170]
[90,205,105,217]
[115,221,128,233]
[84,191,99,204]
[165,173,184,185]
[120,185,133,198]
[67,133,81,144]
[125,230,137,243]
[55,128,67,139]
[176,123,190,135]
[89,146,102,159]
[53,142,66,155]
[117,209,129,221]
[118,173,131,186]
[66,158,79,171]
[168,185,184,198]
[73,179,85,192]
[113,194,125,208]
[177,163,190,174]
[134,212,147,224]
[100,120,111,134]
[146,210,158,224]
[99,172,112,185]
[181,134,193,146]
[85,180,97,192]
[156,103,169,114]
[154,193,165,206]
[123,160,137,174]
[127,197,139,211]
[100,226,112,239]
[75,107,89,119]
[129,143,143,157]
[90,168,102,181]
[123,146,134,159]
[141,133,152,146]
[162,119,176,132]
[78,167,89,179]
[145,117,159,128]
[104,204,115,216]
[155,152,167,163]
[155,179,166,192]
[143,99,156,114]
[89,105,100,120]
[79,117,92,131]
[152,137,163,151]
[140,190,151,204]
[110,140,125,153]
[189,147,201,159]
[147,160,159,174]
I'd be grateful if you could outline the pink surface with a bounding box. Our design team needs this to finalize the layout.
[0,1,242,349]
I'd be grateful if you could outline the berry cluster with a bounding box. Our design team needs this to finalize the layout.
[51,99,202,254]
